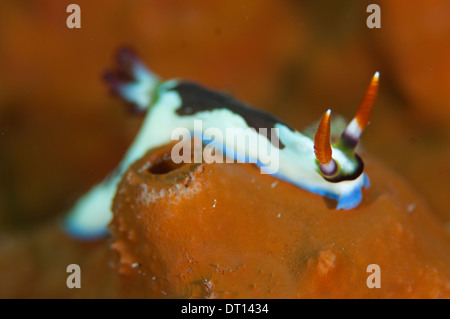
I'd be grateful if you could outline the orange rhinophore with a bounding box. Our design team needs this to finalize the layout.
[314,109,332,165]
[314,109,339,178]
[340,72,379,149]
[355,71,379,130]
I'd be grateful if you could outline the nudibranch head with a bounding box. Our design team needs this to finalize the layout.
[314,72,379,184]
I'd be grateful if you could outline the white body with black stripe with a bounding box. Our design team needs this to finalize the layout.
[65,50,369,239]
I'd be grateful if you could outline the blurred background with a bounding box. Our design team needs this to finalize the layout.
[0,0,449,296]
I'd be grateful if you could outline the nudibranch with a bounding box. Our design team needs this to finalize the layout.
[65,48,379,239]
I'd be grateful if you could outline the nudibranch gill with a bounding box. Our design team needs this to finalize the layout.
[65,48,379,239]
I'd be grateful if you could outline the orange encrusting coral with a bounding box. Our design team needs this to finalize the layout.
[110,143,450,298]
[355,72,379,130]
[314,109,332,165]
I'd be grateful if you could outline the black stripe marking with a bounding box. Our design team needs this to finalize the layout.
[171,82,294,149]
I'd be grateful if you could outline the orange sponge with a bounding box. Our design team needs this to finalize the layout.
[110,143,450,298]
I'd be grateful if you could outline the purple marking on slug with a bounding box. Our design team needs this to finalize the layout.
[103,71,144,114]
[115,47,141,81]
[340,130,359,149]
[103,47,149,114]
[323,154,364,183]
[320,159,338,176]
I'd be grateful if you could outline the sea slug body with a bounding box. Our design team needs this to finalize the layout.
[65,48,379,239]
